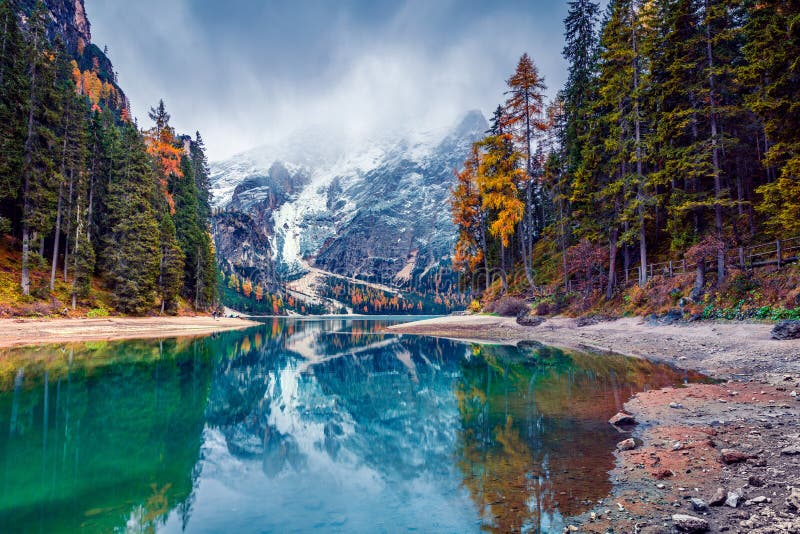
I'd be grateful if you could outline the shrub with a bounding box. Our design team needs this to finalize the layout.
[17,301,57,317]
[535,301,551,316]
[87,307,109,318]
[494,297,529,317]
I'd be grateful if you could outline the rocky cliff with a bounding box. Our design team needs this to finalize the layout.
[18,0,127,113]
[19,0,91,56]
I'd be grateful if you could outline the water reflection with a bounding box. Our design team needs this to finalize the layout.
[0,319,702,533]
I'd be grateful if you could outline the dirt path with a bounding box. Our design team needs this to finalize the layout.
[0,316,259,348]
[389,315,800,533]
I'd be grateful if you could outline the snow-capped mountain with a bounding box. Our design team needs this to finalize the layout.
[210,110,487,307]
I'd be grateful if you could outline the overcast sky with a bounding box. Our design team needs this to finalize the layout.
[88,0,579,161]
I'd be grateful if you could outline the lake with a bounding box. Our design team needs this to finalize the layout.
[0,317,699,533]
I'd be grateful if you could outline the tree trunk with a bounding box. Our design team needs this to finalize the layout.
[706,0,725,283]
[519,217,534,290]
[632,10,647,286]
[49,181,63,291]
[560,200,568,293]
[480,216,489,293]
[20,23,40,297]
[63,173,74,281]
[695,258,706,297]
[607,227,618,300]
[71,205,81,310]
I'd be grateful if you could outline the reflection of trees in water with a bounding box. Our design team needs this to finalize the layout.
[455,344,698,532]
[0,337,217,532]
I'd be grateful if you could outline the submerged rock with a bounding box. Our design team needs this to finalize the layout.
[672,513,709,533]
[609,412,636,426]
[771,320,800,340]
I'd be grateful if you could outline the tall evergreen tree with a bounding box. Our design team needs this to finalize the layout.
[102,124,160,314]
[19,2,60,295]
[504,53,549,287]
[741,0,800,235]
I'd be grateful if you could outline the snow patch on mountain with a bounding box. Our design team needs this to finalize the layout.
[210,110,488,283]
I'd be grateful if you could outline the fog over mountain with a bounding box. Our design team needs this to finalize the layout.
[88,0,575,160]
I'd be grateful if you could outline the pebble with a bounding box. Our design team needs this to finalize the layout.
[689,497,708,512]
[708,487,726,507]
[781,445,800,456]
[669,402,684,409]
[744,496,769,506]
[725,491,743,508]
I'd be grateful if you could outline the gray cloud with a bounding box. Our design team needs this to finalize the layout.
[88,0,574,160]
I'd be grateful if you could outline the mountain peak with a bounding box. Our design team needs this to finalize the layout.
[454,109,488,137]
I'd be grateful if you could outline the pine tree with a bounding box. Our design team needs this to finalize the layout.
[742,0,800,235]
[157,214,184,314]
[19,2,61,295]
[504,53,549,287]
[562,0,601,176]
[477,134,525,252]
[0,0,26,224]
[102,124,160,314]
[452,144,489,290]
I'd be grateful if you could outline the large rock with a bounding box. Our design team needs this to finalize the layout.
[708,487,726,506]
[787,487,800,511]
[780,445,800,456]
[725,490,743,508]
[617,438,637,451]
[772,320,800,340]
[689,498,708,512]
[720,448,754,464]
[516,313,544,327]
[609,412,636,427]
[672,514,709,533]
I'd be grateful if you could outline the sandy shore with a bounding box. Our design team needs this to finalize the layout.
[390,315,800,532]
[389,314,800,380]
[0,316,260,348]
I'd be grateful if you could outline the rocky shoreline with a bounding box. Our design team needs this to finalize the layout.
[388,315,800,533]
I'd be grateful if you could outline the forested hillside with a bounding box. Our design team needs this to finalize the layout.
[452,0,800,319]
[0,0,216,316]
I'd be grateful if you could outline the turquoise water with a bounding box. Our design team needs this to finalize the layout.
[0,318,698,533]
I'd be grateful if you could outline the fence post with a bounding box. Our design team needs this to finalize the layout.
[776,240,782,268]
[669,260,673,277]
[682,259,686,274]
[738,247,745,270]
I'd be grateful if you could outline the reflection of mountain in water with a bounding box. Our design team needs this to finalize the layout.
[0,320,703,533]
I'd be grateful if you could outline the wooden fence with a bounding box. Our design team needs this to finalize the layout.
[623,236,800,284]
[562,235,800,295]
